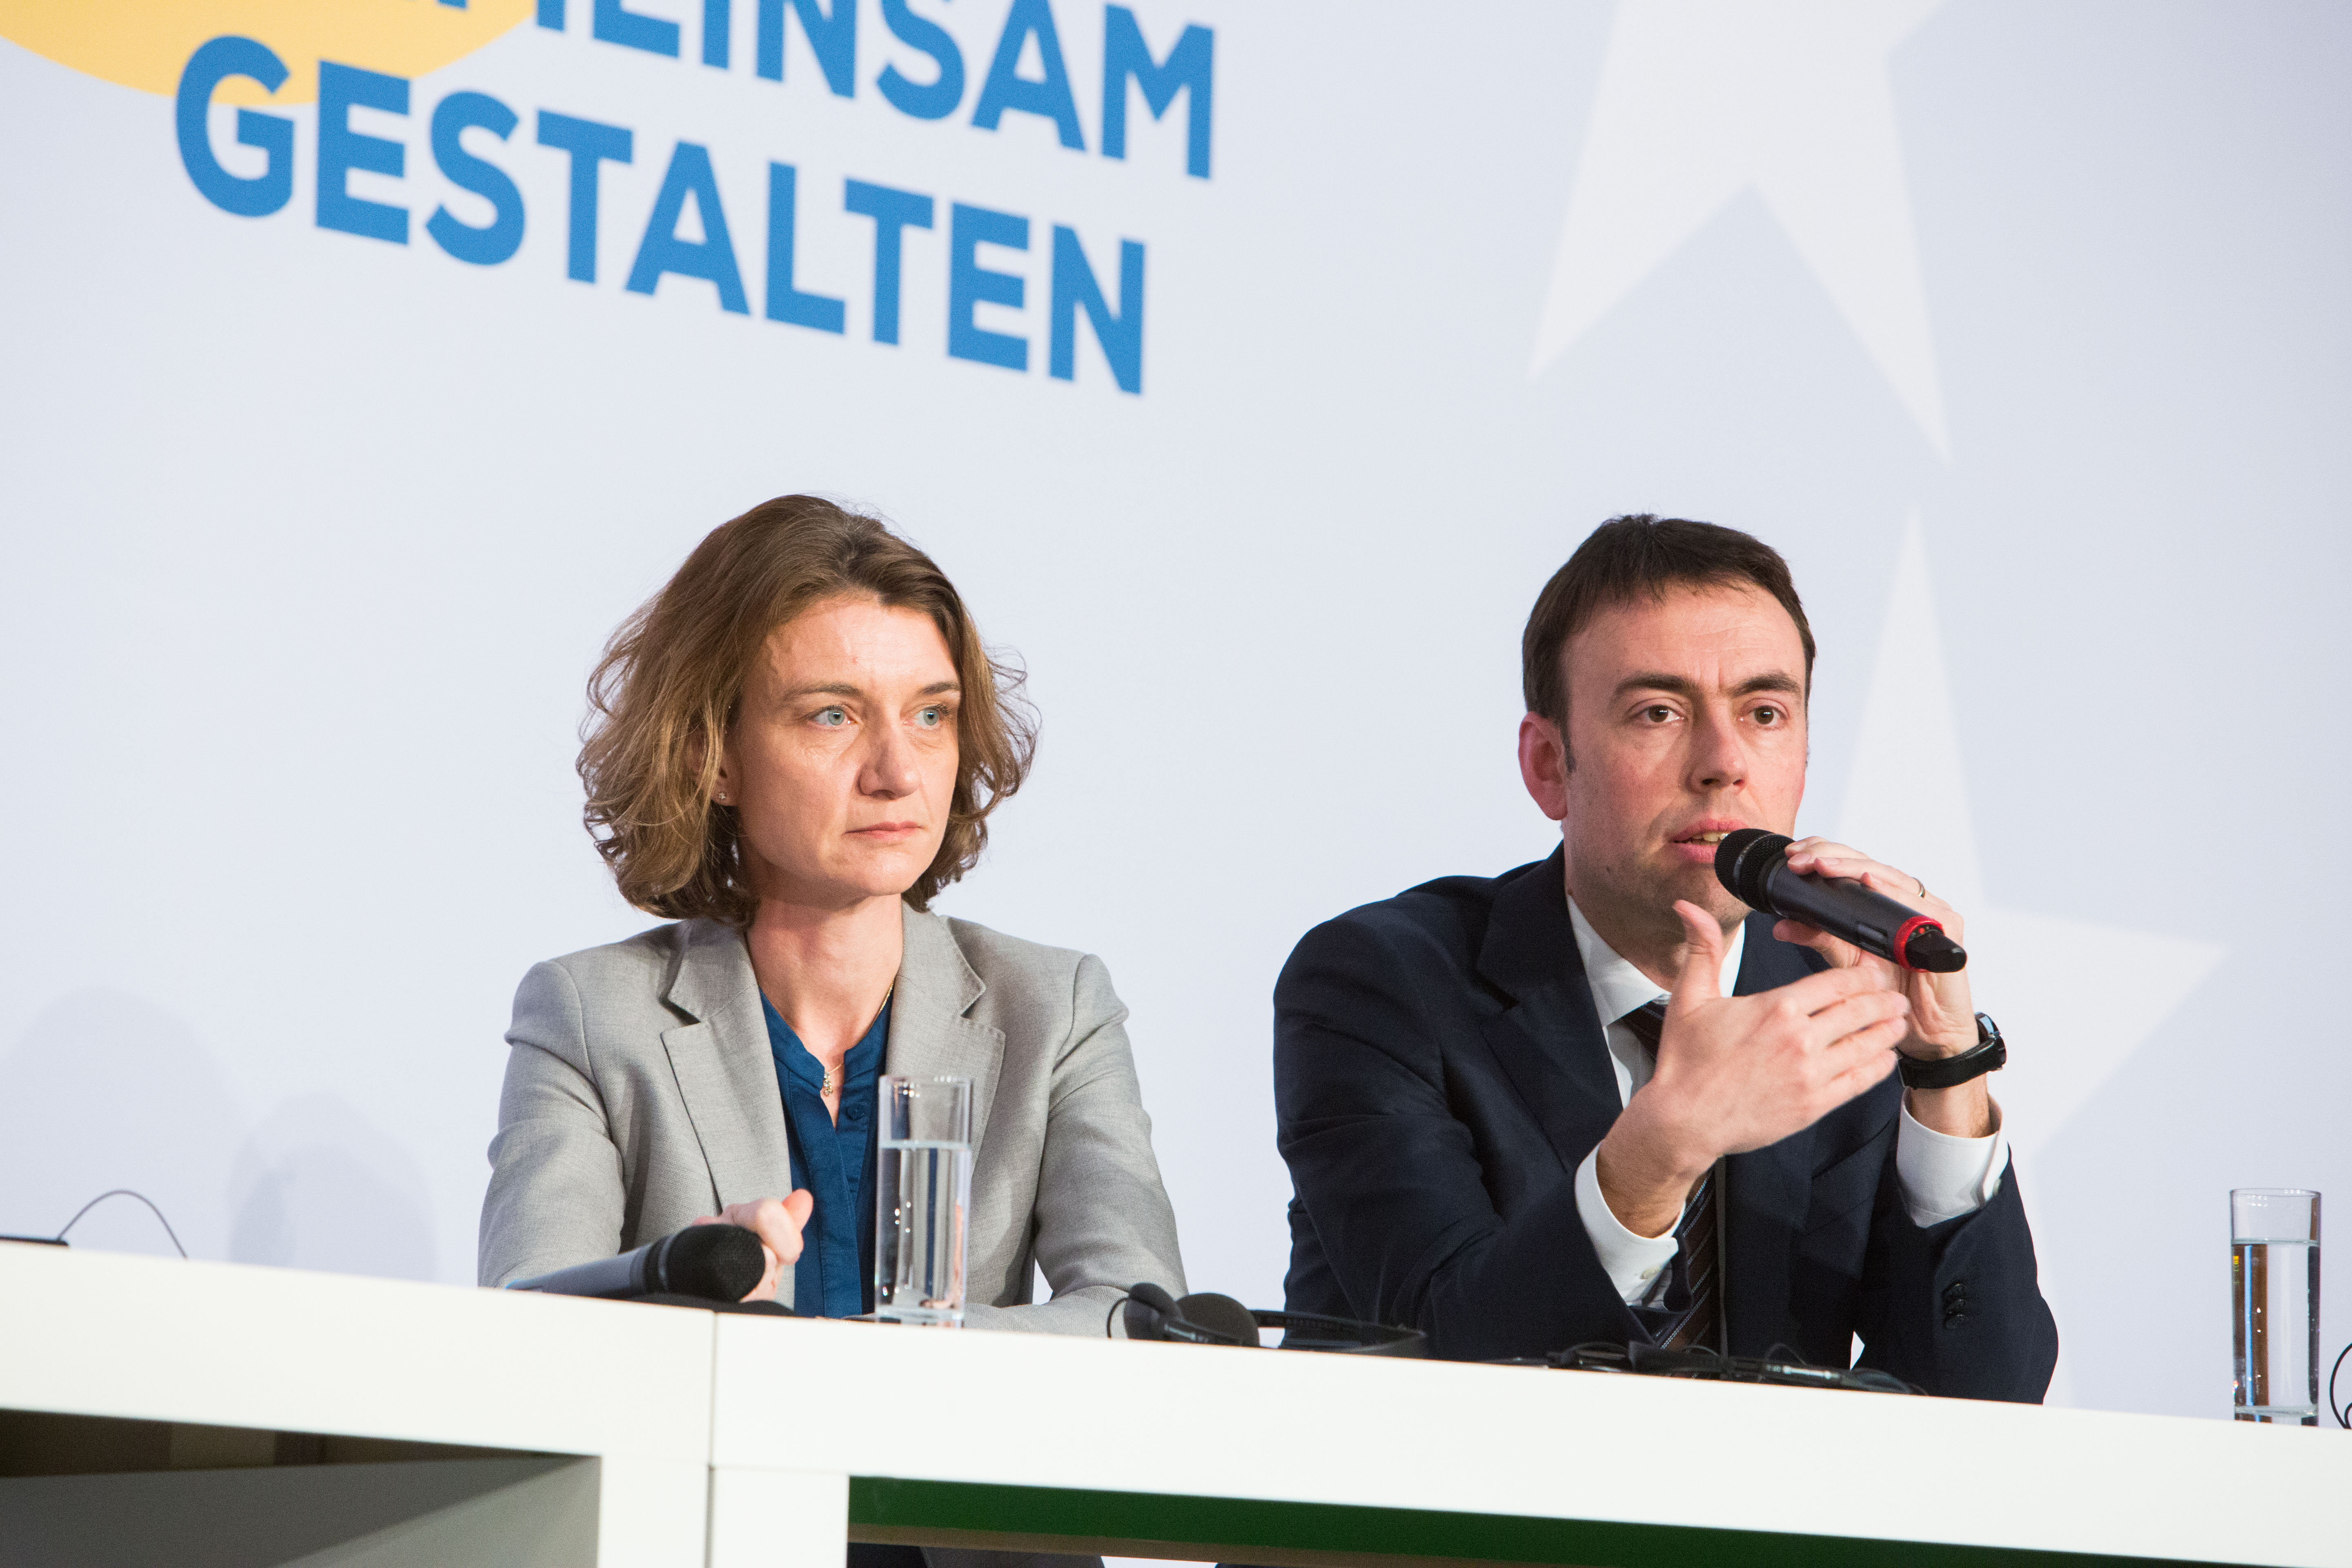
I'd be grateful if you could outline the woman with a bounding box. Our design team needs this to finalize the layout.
[479,495,1186,1330]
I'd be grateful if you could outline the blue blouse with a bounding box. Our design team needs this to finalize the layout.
[762,994,890,1319]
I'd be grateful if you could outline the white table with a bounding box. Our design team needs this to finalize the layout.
[0,1243,711,1567]
[2,1244,2344,1567]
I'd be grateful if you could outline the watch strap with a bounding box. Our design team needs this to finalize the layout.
[1898,1012,2006,1090]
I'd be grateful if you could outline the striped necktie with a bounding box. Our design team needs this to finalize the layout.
[1619,1000,1721,1353]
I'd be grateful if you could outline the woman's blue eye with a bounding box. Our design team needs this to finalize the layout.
[917,707,943,727]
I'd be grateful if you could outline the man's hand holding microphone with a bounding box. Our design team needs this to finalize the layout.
[1595,835,1986,1240]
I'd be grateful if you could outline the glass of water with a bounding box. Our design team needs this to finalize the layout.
[2232,1188,2320,1425]
[874,1075,973,1326]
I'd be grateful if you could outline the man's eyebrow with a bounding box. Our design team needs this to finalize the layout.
[1613,672,1699,700]
[1611,671,1804,700]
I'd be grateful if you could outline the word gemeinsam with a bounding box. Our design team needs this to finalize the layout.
[172,4,1215,394]
[540,0,1213,178]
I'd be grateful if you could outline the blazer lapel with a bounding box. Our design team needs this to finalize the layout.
[1722,913,1825,1352]
[1474,850,1622,1173]
[659,920,797,1211]
[883,904,1006,1151]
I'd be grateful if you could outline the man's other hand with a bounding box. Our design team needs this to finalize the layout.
[1775,837,1993,1140]
[1594,900,1909,1239]
[692,1192,815,1303]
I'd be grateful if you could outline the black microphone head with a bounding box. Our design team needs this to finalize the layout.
[1713,828,1792,910]
[1901,925,1968,973]
[1173,1292,1260,1347]
[1124,1280,1181,1340]
[650,1224,768,1303]
[1127,1281,1180,1314]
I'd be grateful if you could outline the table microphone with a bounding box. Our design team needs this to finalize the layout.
[506,1223,766,1302]
[1713,829,1966,973]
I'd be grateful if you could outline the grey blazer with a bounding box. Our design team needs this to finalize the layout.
[479,902,1187,1330]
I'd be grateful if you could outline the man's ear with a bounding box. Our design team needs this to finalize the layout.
[1517,712,1570,822]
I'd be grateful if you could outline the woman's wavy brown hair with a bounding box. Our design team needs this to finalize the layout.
[579,495,1036,922]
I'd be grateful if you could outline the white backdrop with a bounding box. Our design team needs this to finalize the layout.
[4,0,2347,1424]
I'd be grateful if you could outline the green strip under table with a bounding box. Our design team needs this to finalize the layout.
[849,1477,2208,1568]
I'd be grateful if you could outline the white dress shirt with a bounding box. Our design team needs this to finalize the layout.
[1566,899,2009,1303]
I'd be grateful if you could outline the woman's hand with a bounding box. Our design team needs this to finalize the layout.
[692,1192,815,1302]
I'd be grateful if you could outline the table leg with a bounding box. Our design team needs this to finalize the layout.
[596,1455,711,1567]
[709,1466,849,1568]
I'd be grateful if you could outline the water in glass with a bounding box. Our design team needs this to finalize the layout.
[875,1139,971,1325]
[2231,1188,2321,1425]
[874,1075,973,1326]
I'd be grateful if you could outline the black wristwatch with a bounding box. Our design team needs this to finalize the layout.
[1898,1013,2006,1090]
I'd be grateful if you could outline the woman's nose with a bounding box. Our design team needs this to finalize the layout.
[861,725,921,797]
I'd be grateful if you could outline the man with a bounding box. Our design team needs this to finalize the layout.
[1275,515,2056,1399]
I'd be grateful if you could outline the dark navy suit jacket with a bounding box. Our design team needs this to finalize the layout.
[1275,849,2058,1400]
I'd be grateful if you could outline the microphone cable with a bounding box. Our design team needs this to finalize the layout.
[16,1189,191,1257]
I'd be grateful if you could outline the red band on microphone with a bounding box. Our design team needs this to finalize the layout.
[1891,914,1944,971]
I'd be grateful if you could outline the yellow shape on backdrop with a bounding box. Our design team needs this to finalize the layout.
[0,0,536,105]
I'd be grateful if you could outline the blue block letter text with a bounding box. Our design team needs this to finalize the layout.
[1102,7,1211,178]
[948,202,1028,370]
[428,91,526,265]
[317,60,410,243]
[175,37,293,218]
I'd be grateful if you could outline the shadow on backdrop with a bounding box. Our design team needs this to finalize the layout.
[231,1094,438,1281]
[0,989,240,1257]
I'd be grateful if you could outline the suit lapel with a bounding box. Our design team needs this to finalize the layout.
[883,904,1006,1152]
[1722,913,1825,1353]
[1475,850,1622,1173]
[659,920,796,1211]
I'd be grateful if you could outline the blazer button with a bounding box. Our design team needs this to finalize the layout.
[1943,1281,1967,1305]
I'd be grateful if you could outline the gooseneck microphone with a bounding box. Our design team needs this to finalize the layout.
[1118,1282,1428,1356]
[506,1223,767,1303]
[1713,829,1967,973]
[1123,1282,1263,1345]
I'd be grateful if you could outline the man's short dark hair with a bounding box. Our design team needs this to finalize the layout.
[1521,514,1816,727]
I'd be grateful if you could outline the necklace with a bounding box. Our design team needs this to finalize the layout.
[820,984,894,1098]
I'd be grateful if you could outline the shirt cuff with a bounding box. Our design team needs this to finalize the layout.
[1895,1093,2009,1227]
[1574,1146,1683,1304]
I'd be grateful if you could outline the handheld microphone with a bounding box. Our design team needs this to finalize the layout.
[506,1223,767,1303]
[1713,829,1966,973]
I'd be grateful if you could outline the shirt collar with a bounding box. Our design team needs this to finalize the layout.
[1567,897,1746,1025]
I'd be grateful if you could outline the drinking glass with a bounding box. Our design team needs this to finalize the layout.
[2232,1188,2320,1425]
[873,1076,973,1326]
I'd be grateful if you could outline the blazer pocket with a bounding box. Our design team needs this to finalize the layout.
[1801,1124,1894,1237]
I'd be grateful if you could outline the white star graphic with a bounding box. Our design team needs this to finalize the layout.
[1530,0,1953,454]
[1830,517,2225,1403]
